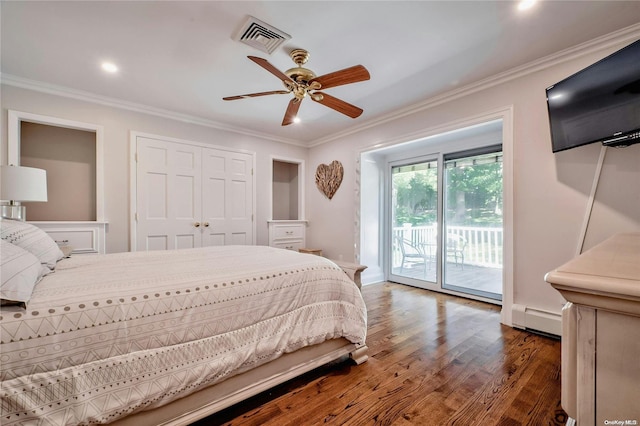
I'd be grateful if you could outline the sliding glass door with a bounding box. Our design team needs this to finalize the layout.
[388,146,503,302]
[442,147,503,300]
[390,159,439,284]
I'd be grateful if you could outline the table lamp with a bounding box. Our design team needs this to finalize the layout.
[0,165,48,221]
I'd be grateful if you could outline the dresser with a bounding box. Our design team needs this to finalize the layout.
[30,221,107,254]
[545,233,640,426]
[268,220,306,251]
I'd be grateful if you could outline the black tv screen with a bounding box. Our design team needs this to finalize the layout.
[546,39,640,153]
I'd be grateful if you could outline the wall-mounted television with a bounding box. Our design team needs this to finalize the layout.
[546,39,640,153]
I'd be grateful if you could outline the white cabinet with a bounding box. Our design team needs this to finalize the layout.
[30,221,107,254]
[545,233,640,426]
[268,221,306,251]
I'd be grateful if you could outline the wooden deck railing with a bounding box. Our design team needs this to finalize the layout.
[393,225,503,268]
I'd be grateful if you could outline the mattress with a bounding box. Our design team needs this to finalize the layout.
[0,246,367,425]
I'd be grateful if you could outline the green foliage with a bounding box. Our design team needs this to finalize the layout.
[393,160,503,227]
[393,168,438,226]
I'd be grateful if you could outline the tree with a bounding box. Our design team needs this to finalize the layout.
[445,161,502,225]
[393,169,437,226]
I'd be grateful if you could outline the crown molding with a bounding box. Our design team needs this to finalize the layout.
[2,23,638,150]
[307,23,640,148]
[0,74,306,147]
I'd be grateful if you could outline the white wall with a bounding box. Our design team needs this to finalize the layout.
[0,85,308,253]
[1,31,638,328]
[305,36,640,322]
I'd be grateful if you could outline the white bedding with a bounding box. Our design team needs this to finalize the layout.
[0,246,367,425]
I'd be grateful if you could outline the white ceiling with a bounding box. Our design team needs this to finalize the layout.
[2,1,640,146]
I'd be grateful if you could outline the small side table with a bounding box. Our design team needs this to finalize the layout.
[331,260,367,289]
[299,248,323,256]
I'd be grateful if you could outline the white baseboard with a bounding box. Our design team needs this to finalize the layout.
[512,304,562,336]
[361,268,385,286]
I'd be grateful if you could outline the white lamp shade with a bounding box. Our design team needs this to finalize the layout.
[0,165,48,202]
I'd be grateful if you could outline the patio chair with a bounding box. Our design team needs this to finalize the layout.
[395,236,430,276]
[446,234,467,269]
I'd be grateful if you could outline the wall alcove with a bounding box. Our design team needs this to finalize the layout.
[268,156,307,251]
[7,110,107,253]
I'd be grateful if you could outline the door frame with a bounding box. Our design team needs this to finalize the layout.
[358,106,514,326]
[129,131,257,251]
[384,133,505,305]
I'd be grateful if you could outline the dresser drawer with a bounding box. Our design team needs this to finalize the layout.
[272,224,304,240]
[30,221,106,254]
[268,221,306,250]
[47,229,97,253]
[272,240,305,251]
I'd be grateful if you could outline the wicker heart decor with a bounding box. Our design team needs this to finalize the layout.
[315,160,344,200]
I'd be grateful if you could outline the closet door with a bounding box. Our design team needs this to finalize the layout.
[136,137,202,250]
[135,135,255,250]
[201,149,253,246]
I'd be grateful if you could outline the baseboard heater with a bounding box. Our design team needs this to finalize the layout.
[512,304,562,337]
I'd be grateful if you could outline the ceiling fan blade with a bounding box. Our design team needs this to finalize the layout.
[309,65,370,90]
[312,92,363,118]
[248,56,294,83]
[223,90,290,101]
[282,98,302,126]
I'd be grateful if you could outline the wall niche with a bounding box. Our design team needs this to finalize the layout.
[8,110,106,254]
[272,159,304,221]
[20,122,97,221]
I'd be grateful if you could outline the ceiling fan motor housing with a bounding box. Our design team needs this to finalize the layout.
[285,67,316,83]
[285,49,317,83]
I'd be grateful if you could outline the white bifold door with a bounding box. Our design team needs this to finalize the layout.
[134,136,254,251]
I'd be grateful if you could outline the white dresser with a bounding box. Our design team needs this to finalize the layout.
[545,233,640,426]
[30,221,107,254]
[268,220,306,251]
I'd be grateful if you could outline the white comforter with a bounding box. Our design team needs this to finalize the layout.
[0,246,367,425]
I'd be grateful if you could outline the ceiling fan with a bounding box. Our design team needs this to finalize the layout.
[223,49,370,126]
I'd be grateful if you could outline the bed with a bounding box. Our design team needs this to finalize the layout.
[0,219,368,425]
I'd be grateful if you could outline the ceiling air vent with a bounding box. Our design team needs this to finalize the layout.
[234,16,291,55]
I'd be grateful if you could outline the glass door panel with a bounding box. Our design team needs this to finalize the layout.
[391,160,438,283]
[443,148,503,300]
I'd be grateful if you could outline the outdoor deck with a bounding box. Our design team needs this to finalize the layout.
[391,261,502,297]
[392,224,503,299]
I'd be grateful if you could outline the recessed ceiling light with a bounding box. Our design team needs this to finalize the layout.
[101,62,119,73]
[518,0,537,11]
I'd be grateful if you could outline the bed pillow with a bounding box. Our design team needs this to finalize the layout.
[0,218,64,269]
[1,239,46,304]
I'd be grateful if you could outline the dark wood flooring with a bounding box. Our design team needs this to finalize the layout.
[195,282,568,426]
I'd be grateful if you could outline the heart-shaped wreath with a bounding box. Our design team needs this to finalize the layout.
[315,160,344,200]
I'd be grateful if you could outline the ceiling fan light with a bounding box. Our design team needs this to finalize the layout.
[293,116,301,124]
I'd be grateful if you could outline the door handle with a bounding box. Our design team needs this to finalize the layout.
[203,222,210,227]
[194,222,201,228]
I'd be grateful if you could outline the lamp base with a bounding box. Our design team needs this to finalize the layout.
[1,205,27,221]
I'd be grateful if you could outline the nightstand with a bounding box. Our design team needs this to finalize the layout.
[299,248,323,256]
[331,260,367,289]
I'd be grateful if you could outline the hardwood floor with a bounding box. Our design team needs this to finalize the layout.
[195,282,568,426]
